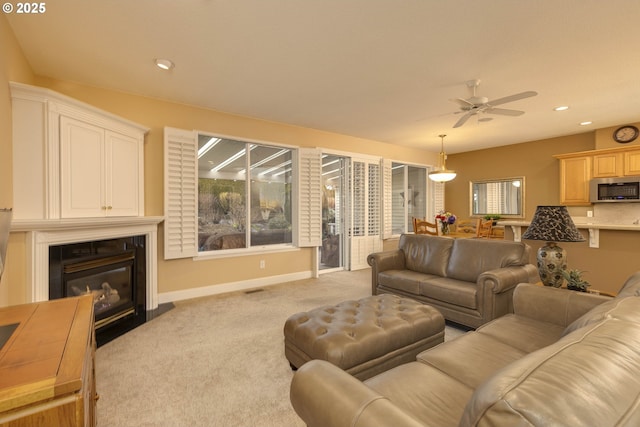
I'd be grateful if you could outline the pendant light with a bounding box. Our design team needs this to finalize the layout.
[428,134,457,182]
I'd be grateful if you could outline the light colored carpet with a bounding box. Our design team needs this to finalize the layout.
[96,269,466,427]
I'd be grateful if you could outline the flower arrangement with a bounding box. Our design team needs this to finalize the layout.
[435,211,456,234]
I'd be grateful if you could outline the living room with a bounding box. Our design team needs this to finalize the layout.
[1,2,640,425]
[2,1,639,306]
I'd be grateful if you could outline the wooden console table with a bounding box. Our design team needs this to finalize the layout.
[0,296,97,427]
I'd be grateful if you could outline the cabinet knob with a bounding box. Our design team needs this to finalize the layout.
[107,206,112,210]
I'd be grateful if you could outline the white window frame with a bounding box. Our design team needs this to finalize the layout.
[163,127,321,260]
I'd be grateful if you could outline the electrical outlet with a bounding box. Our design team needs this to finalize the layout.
[259,260,265,269]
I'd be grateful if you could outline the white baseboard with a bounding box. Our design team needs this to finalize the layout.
[158,270,314,304]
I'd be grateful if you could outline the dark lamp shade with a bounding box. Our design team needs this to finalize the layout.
[521,206,585,242]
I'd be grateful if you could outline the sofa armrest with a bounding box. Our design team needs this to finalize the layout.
[367,250,406,295]
[477,264,539,294]
[513,283,612,327]
[290,360,425,427]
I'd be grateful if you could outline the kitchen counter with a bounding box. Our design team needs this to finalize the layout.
[499,220,640,248]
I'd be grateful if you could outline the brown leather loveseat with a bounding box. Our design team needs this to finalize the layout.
[367,234,538,328]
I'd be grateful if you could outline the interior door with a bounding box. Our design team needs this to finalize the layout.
[320,154,347,271]
[349,158,382,270]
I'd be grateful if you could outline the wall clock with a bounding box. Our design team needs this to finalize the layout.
[613,125,639,143]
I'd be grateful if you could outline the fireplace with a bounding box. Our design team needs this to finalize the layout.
[49,236,147,345]
[11,216,162,344]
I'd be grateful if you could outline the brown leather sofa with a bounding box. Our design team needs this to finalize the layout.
[367,234,538,328]
[290,272,640,427]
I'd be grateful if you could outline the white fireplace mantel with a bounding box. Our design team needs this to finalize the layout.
[12,216,163,310]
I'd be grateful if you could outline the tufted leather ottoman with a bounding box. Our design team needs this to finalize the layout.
[284,294,445,380]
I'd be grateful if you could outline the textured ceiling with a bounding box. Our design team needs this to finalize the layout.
[6,0,640,153]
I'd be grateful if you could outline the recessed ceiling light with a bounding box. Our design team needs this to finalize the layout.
[155,58,174,70]
[554,106,569,111]
[580,121,593,126]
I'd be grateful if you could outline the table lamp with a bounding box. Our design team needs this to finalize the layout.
[521,205,585,287]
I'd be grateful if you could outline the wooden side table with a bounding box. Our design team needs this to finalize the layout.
[0,296,96,426]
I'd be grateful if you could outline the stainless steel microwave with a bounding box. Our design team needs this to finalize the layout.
[590,176,640,202]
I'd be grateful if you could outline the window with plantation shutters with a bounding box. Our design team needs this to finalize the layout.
[164,127,198,259]
[297,148,322,247]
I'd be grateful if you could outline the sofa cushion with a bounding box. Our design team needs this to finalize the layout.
[476,313,565,353]
[418,277,477,309]
[399,234,454,277]
[416,332,525,389]
[562,296,640,337]
[378,270,439,295]
[460,306,640,427]
[446,239,527,283]
[365,362,473,427]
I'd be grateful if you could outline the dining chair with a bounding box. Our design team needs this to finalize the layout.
[413,217,439,235]
[476,219,493,238]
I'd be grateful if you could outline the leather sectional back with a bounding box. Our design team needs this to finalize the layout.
[446,238,528,283]
[399,234,453,277]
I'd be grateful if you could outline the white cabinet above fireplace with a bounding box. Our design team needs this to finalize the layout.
[60,116,142,217]
[11,82,149,220]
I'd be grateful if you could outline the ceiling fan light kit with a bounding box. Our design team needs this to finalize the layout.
[451,79,537,128]
[428,134,456,182]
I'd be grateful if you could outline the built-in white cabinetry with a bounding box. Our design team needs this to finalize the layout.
[11,82,148,220]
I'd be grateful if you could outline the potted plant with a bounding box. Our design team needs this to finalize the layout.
[562,269,590,292]
[483,214,501,225]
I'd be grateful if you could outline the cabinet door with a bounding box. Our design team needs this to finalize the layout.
[624,149,640,176]
[106,131,141,216]
[60,116,106,218]
[593,153,622,177]
[559,156,592,205]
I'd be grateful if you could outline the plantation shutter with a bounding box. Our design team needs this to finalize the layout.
[381,159,393,239]
[297,148,322,247]
[164,127,198,259]
[431,178,445,220]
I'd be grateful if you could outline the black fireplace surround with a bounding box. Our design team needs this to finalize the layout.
[49,236,147,346]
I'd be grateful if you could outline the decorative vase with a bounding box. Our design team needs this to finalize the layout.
[441,222,449,235]
[536,242,566,287]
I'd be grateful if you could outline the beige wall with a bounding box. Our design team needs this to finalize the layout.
[0,14,35,305]
[446,133,640,295]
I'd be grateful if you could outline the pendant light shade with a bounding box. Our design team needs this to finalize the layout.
[428,134,456,182]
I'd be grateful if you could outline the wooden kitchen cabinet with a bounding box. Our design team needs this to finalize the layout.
[557,155,592,205]
[593,152,623,177]
[555,146,640,205]
[624,149,640,176]
[0,296,96,427]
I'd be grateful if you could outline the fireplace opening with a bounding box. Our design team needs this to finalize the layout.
[63,251,136,329]
[49,236,147,346]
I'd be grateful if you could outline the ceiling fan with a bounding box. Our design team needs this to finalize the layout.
[450,79,537,128]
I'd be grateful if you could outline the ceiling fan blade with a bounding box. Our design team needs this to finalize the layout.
[453,111,475,128]
[488,91,538,106]
[484,107,525,116]
[450,97,475,108]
